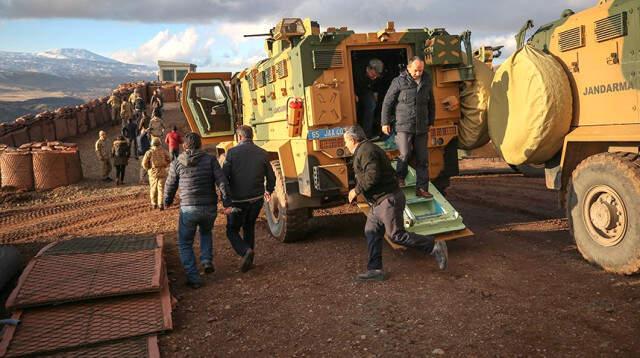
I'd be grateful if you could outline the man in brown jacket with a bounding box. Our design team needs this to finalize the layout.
[142,137,171,210]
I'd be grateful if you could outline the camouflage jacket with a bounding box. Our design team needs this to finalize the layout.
[120,101,133,120]
[148,117,165,137]
[107,95,122,109]
[95,138,109,161]
[142,146,171,178]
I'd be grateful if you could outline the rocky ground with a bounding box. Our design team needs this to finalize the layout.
[1,103,638,357]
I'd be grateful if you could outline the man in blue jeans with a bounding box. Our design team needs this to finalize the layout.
[164,132,231,288]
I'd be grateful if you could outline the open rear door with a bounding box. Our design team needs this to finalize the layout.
[181,72,236,145]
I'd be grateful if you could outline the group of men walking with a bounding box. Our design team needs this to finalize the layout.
[164,126,274,288]
[97,88,183,211]
[97,55,448,287]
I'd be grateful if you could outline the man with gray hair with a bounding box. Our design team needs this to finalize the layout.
[343,125,447,281]
[356,58,386,139]
[223,125,276,272]
[381,56,435,199]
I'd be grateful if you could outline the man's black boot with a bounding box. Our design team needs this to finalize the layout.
[202,262,215,274]
[356,269,385,282]
[240,249,254,273]
[431,241,448,270]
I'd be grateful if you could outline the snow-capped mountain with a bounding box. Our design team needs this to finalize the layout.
[0,48,156,79]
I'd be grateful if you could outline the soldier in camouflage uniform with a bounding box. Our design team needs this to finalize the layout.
[148,115,165,142]
[95,130,112,182]
[142,137,171,210]
[107,91,122,126]
[120,100,134,128]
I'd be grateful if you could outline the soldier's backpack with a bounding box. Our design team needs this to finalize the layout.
[115,142,129,157]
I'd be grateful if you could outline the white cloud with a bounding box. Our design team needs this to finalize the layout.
[112,27,214,66]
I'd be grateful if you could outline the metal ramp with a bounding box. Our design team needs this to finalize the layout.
[357,160,473,247]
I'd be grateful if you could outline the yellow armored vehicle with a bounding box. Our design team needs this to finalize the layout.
[182,18,476,243]
[489,0,640,274]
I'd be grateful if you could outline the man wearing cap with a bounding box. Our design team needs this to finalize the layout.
[142,137,171,210]
[356,58,386,139]
[95,130,112,182]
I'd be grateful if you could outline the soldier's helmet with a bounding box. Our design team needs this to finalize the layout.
[367,58,384,75]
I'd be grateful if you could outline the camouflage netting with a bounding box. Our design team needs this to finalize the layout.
[458,58,493,150]
[488,45,573,165]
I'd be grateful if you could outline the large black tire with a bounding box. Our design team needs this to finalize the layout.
[567,152,640,274]
[264,160,310,243]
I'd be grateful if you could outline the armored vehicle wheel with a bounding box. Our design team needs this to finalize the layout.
[264,160,309,243]
[567,153,640,274]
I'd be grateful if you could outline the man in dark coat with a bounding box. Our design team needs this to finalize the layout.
[344,125,447,281]
[222,125,276,272]
[381,56,436,199]
[355,58,386,139]
[164,133,231,288]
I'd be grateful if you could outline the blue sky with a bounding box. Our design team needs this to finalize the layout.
[0,0,594,71]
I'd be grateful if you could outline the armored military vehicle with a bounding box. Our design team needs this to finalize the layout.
[181,18,477,244]
[489,0,640,274]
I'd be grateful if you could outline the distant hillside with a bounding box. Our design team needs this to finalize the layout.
[0,48,157,122]
[0,49,155,79]
[0,97,85,123]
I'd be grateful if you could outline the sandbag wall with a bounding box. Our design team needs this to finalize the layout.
[0,81,155,147]
[0,142,82,191]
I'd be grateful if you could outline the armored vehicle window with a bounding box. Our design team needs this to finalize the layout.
[188,81,233,135]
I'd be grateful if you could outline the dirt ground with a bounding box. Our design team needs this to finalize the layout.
[1,103,639,357]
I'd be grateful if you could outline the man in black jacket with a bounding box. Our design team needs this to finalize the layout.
[381,56,435,199]
[164,133,232,288]
[344,126,447,281]
[223,125,276,272]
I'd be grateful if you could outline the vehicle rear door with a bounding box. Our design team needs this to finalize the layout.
[181,72,236,142]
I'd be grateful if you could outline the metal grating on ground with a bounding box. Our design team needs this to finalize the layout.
[0,280,172,357]
[5,248,163,310]
[38,336,160,358]
[43,236,161,256]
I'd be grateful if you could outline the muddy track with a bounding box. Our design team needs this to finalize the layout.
[0,193,148,244]
[0,194,139,225]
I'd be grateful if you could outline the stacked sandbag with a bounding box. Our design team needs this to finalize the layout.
[34,111,57,142]
[1,142,82,191]
[54,107,73,139]
[161,84,178,102]
[488,45,573,165]
[459,58,493,150]
[32,142,82,190]
[0,149,34,191]
[75,104,89,134]
[11,116,33,146]
[0,144,6,183]
[0,123,16,147]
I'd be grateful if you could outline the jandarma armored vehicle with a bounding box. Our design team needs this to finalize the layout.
[487,0,640,274]
[181,18,485,244]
